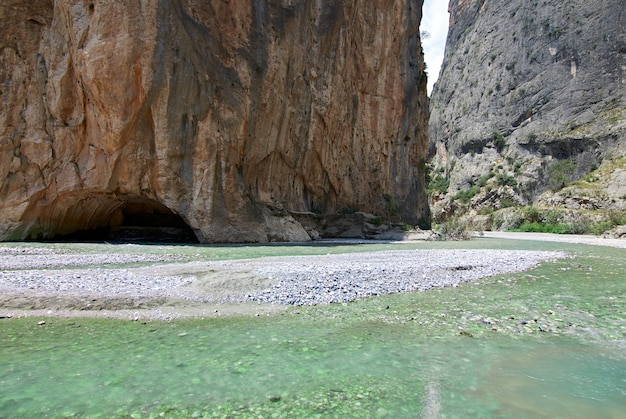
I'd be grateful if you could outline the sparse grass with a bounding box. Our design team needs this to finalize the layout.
[601,106,626,124]
[569,157,625,195]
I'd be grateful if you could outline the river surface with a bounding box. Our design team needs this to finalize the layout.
[0,237,624,418]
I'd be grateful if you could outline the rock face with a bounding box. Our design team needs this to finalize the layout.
[0,0,429,243]
[429,0,626,221]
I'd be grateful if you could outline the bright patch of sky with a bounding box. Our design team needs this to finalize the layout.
[421,0,449,94]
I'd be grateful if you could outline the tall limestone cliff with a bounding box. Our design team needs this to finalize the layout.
[430,0,626,228]
[0,0,429,243]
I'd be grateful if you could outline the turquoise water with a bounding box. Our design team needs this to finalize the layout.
[476,344,626,418]
[1,318,624,418]
[1,239,625,418]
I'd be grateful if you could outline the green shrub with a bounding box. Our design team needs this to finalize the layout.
[514,221,543,232]
[509,208,625,235]
[514,222,572,234]
[435,218,471,240]
[496,173,517,187]
[428,175,450,196]
[589,221,612,236]
[524,206,541,223]
[568,219,589,235]
[508,207,569,234]
[500,198,516,208]
[492,132,507,153]
[455,186,480,204]
[548,159,577,190]
[543,209,564,225]
[609,211,626,225]
[476,174,491,187]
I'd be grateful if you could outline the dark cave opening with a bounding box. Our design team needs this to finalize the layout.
[57,198,199,244]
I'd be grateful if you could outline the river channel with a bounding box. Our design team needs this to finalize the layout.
[0,237,624,418]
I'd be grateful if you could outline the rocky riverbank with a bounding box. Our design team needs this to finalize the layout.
[0,242,569,319]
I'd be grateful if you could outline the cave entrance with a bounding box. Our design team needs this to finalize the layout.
[57,197,199,244]
[106,199,199,243]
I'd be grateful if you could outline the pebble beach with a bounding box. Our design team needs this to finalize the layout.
[0,241,571,318]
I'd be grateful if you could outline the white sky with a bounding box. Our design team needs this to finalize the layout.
[421,0,449,94]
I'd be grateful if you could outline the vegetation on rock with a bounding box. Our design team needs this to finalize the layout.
[429,0,626,233]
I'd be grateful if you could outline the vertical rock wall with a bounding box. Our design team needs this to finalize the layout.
[430,0,626,220]
[0,0,429,242]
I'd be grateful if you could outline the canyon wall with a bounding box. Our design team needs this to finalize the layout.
[0,0,429,242]
[430,0,626,224]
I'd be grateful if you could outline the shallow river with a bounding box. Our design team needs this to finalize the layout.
[0,238,624,418]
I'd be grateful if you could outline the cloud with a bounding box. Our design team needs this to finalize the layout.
[422,0,449,94]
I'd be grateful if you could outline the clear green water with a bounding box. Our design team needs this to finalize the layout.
[1,239,625,418]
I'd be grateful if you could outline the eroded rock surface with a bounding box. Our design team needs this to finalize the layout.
[429,0,626,221]
[0,0,429,242]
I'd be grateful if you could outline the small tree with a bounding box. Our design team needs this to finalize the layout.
[492,132,507,153]
[548,159,577,190]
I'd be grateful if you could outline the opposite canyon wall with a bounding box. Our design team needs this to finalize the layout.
[0,0,429,242]
[430,0,626,225]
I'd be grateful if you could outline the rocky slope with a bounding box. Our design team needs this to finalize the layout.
[429,0,626,226]
[0,0,429,243]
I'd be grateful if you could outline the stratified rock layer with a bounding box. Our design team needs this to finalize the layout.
[0,0,429,242]
[429,0,626,220]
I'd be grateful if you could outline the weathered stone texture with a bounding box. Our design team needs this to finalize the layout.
[430,0,626,220]
[0,0,429,242]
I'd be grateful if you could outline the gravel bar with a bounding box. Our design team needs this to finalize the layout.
[238,249,567,305]
[0,247,567,306]
[0,248,184,270]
